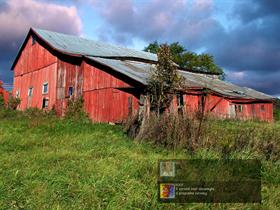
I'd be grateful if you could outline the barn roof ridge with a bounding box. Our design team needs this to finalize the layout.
[31,28,158,62]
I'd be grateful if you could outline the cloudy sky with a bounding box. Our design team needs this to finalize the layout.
[0,0,279,97]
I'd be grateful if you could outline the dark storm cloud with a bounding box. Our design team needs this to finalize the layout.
[234,0,280,23]
[208,0,280,72]
[227,71,280,96]
[91,0,221,50]
[204,0,280,95]
[0,0,82,85]
[207,19,280,72]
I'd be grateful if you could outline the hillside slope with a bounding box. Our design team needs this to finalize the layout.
[0,113,279,209]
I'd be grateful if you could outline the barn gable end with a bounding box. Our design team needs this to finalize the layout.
[13,35,58,110]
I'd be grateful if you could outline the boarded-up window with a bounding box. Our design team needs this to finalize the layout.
[261,105,265,112]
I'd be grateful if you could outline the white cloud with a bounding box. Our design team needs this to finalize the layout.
[0,0,82,53]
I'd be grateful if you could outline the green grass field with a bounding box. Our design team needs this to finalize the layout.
[0,111,279,209]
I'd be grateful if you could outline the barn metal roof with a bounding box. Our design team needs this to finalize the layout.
[87,57,273,100]
[33,28,157,62]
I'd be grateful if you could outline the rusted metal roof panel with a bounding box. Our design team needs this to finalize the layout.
[87,57,273,100]
[33,28,157,62]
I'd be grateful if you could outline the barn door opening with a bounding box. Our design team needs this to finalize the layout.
[229,104,236,118]
[177,93,184,115]
[27,87,33,108]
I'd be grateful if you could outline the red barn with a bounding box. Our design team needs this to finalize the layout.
[11,28,274,122]
[0,80,9,106]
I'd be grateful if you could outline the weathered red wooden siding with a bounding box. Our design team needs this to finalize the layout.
[184,94,200,116]
[204,95,230,118]
[56,60,83,115]
[231,102,273,122]
[176,93,273,121]
[83,61,139,122]
[13,36,57,110]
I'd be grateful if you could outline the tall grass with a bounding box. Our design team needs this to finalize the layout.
[0,111,279,209]
[126,113,280,160]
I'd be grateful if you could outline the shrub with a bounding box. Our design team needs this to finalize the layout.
[127,113,197,151]
[64,97,90,123]
[123,112,141,139]
[0,94,5,108]
[8,96,21,110]
[274,109,280,121]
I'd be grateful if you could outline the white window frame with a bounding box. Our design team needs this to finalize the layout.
[28,87,33,97]
[42,82,48,94]
[15,90,20,98]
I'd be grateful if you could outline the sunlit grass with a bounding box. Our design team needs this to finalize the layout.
[0,112,279,209]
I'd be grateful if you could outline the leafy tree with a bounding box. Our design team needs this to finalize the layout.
[144,41,160,54]
[144,41,224,77]
[147,44,185,116]
[274,98,280,121]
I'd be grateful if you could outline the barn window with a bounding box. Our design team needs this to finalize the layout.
[239,105,243,112]
[261,105,265,112]
[68,86,73,96]
[32,36,36,45]
[42,82,48,94]
[28,87,33,97]
[15,90,20,98]
[42,98,49,108]
[235,104,243,112]
[177,94,184,107]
